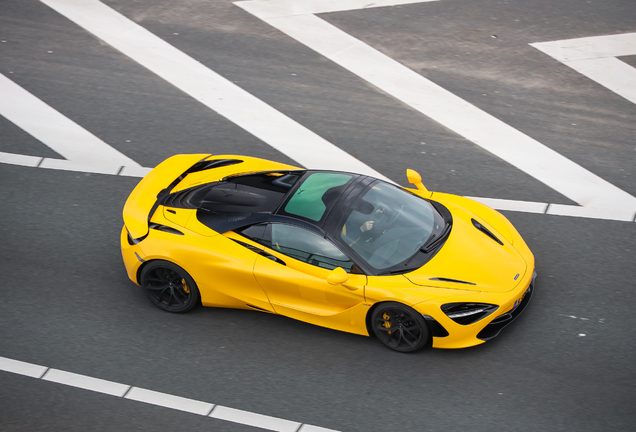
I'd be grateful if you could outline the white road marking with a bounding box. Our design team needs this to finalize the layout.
[468,197,636,221]
[0,355,340,432]
[38,0,389,182]
[531,33,636,104]
[466,197,549,214]
[0,1,631,221]
[298,425,342,432]
[546,204,636,222]
[41,368,131,397]
[0,73,145,175]
[0,151,43,168]
[235,0,636,212]
[0,356,48,378]
[125,387,215,415]
[210,405,301,432]
[237,0,438,18]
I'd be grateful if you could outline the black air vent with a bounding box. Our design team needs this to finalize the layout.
[149,223,184,236]
[163,183,217,209]
[471,218,504,245]
[185,159,242,174]
[429,277,476,285]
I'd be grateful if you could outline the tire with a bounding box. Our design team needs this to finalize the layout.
[371,302,430,353]
[140,260,200,313]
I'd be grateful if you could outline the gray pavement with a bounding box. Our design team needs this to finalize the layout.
[1,1,635,431]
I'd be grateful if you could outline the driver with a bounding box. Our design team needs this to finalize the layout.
[342,205,388,247]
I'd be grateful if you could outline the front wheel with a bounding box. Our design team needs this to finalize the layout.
[140,260,200,313]
[371,302,430,353]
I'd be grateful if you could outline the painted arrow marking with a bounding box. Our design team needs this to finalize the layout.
[235,0,636,220]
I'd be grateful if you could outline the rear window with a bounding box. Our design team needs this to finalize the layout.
[284,173,352,221]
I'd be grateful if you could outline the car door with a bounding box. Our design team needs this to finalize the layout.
[242,223,367,318]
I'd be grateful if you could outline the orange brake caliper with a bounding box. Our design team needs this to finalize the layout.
[382,312,392,335]
[181,278,190,294]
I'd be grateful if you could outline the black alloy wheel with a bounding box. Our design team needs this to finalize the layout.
[371,302,430,353]
[140,260,200,313]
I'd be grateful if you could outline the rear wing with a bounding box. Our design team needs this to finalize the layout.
[123,154,211,239]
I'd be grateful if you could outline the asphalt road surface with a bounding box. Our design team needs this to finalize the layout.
[1,1,635,431]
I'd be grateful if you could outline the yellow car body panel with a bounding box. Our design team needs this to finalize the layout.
[121,154,535,350]
[405,204,527,293]
[421,269,534,349]
[222,231,370,334]
[123,154,209,239]
[124,207,275,313]
[171,155,301,193]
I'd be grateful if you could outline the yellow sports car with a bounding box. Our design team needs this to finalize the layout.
[121,154,535,352]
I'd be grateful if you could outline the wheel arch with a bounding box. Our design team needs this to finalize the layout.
[135,257,182,285]
[137,258,201,313]
[365,300,434,348]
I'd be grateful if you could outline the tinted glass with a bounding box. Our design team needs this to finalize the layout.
[270,224,354,271]
[201,172,302,213]
[284,173,352,221]
[340,182,442,269]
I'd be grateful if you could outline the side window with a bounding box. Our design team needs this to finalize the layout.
[238,223,267,242]
[268,224,354,272]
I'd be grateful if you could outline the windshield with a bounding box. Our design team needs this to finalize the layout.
[340,182,444,270]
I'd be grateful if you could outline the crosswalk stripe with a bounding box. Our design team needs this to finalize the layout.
[236,0,636,212]
[0,1,633,221]
[38,0,390,182]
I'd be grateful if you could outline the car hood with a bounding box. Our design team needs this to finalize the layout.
[403,198,529,293]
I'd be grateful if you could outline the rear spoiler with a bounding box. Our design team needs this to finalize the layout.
[123,154,211,239]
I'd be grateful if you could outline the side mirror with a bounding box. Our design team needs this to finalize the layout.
[327,267,359,291]
[406,169,428,192]
[327,267,349,285]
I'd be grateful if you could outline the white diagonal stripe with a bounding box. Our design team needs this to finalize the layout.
[210,405,301,432]
[0,73,142,173]
[39,0,389,182]
[236,1,636,212]
[298,424,342,432]
[125,387,214,415]
[0,355,339,431]
[41,368,130,397]
[532,33,636,105]
[562,57,636,105]
[531,32,636,62]
[0,356,48,378]
[233,0,439,18]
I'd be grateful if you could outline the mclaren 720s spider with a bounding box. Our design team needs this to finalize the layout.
[121,154,535,352]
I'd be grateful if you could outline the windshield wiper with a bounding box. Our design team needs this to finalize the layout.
[420,222,452,254]
[385,222,452,274]
[377,269,410,276]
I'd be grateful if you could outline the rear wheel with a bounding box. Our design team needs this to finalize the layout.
[371,302,430,353]
[140,260,200,313]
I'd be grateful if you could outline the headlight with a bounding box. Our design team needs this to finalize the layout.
[441,303,498,325]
